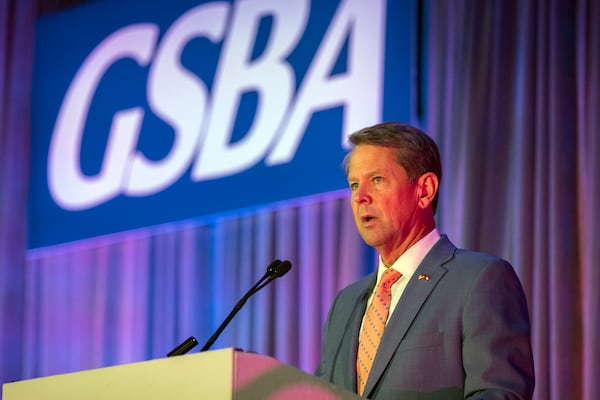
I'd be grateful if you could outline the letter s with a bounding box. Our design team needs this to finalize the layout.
[129,3,230,195]
[48,24,159,210]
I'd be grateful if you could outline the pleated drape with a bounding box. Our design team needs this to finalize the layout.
[422,1,600,399]
[20,193,371,378]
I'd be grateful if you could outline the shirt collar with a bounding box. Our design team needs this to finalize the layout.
[376,227,441,281]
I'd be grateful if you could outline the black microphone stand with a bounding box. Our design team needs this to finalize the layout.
[167,260,291,357]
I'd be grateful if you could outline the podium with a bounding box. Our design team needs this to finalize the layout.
[2,348,361,399]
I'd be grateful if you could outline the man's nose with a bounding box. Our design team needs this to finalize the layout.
[353,185,371,204]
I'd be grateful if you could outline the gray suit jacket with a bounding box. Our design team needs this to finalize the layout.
[315,235,535,399]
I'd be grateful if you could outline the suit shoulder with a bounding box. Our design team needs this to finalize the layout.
[440,246,523,289]
[335,273,374,300]
[432,235,513,273]
[452,248,511,267]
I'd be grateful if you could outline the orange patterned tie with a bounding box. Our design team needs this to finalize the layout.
[356,268,402,396]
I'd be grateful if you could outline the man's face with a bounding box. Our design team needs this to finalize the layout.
[347,144,422,256]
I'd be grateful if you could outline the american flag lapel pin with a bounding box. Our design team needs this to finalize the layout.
[418,274,430,281]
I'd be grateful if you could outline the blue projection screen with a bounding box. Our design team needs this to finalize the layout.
[29,0,415,249]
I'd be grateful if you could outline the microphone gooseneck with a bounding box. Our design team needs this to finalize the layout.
[166,259,292,356]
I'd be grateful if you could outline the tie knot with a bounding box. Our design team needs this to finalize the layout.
[379,268,401,291]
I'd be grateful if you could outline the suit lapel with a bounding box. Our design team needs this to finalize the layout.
[363,236,456,397]
[338,274,375,392]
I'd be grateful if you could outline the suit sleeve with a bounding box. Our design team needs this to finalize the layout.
[314,291,340,379]
[462,258,535,399]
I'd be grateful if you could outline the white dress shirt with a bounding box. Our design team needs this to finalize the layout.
[365,228,441,325]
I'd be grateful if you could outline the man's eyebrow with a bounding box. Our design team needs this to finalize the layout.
[347,168,384,180]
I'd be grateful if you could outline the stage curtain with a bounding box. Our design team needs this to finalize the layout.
[422,1,600,399]
[0,0,35,388]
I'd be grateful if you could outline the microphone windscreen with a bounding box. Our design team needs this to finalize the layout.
[273,260,292,277]
[266,259,282,276]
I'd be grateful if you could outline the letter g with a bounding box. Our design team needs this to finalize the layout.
[48,24,159,210]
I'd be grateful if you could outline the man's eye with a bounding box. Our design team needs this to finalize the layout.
[373,176,382,183]
[349,182,358,190]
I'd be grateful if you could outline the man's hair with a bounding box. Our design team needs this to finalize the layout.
[343,121,442,213]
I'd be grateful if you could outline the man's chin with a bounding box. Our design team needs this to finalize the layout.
[358,232,384,248]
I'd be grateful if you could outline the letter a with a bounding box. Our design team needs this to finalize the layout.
[267,0,386,165]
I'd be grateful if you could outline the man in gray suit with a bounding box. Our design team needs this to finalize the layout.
[315,122,535,399]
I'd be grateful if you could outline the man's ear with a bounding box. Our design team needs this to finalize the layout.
[416,172,439,209]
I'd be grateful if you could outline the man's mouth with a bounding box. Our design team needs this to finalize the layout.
[362,215,375,223]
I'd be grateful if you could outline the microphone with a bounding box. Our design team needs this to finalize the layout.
[166,259,292,356]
